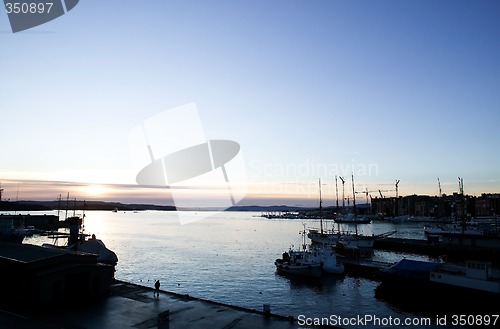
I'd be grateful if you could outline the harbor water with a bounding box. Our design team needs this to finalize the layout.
[24,210,476,328]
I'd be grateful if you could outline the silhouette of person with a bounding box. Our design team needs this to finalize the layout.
[154,280,160,297]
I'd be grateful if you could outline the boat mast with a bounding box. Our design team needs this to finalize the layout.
[302,223,307,251]
[351,173,358,236]
[57,194,62,219]
[351,174,356,212]
[339,176,345,210]
[437,178,442,219]
[394,179,400,217]
[319,178,323,234]
[335,176,339,212]
[335,176,340,231]
[65,192,69,220]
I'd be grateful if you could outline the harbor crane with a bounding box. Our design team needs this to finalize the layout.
[356,188,392,203]
[355,188,382,204]
[339,176,345,208]
[335,176,339,211]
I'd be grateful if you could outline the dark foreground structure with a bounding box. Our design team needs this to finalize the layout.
[0,280,300,329]
[0,242,115,306]
[0,242,300,328]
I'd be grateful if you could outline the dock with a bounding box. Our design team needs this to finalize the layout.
[0,279,303,329]
[342,258,392,280]
[374,236,500,265]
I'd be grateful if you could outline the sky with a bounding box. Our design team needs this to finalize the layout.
[1,0,500,207]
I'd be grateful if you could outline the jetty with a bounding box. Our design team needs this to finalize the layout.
[342,258,393,280]
[374,235,500,265]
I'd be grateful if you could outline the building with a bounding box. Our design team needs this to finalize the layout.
[0,242,115,307]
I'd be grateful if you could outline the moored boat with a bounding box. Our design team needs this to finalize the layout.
[43,215,118,266]
[0,217,36,243]
[275,249,323,278]
[334,213,371,224]
[375,258,500,312]
[429,260,500,294]
[275,224,344,277]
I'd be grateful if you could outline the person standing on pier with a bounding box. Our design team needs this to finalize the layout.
[154,280,161,297]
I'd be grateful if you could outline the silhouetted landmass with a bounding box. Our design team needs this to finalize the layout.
[0,201,50,211]
[0,200,176,212]
[226,205,309,212]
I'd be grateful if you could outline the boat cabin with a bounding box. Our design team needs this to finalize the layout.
[465,260,493,280]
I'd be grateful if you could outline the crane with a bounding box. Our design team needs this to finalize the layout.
[355,188,383,204]
[339,176,345,208]
[458,177,464,195]
[335,176,339,211]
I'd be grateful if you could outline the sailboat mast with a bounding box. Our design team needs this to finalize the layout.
[57,194,61,218]
[351,173,358,236]
[351,174,356,212]
[319,178,323,234]
[65,192,69,220]
[335,176,339,212]
[319,178,322,211]
[339,176,345,209]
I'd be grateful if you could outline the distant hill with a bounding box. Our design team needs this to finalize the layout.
[0,200,176,212]
[226,205,309,212]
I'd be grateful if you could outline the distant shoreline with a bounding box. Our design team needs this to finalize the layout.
[0,200,176,212]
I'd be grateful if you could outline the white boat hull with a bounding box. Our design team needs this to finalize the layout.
[275,260,322,278]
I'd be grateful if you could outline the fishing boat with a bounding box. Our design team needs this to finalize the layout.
[275,232,323,278]
[310,243,344,274]
[275,248,323,278]
[275,223,344,277]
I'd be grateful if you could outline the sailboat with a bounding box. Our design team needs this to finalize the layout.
[307,175,395,257]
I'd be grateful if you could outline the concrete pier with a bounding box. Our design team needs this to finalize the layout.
[343,258,392,280]
[0,280,299,329]
[374,236,500,264]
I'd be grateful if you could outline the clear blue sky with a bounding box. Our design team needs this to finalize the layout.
[1,0,499,206]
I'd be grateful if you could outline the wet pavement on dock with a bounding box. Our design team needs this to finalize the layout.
[0,280,304,329]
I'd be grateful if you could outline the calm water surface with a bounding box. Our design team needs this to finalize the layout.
[24,210,461,328]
